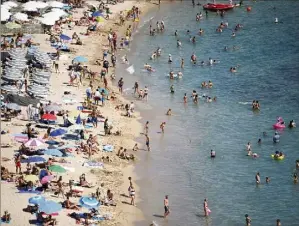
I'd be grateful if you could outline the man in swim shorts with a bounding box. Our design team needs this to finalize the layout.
[164,195,170,218]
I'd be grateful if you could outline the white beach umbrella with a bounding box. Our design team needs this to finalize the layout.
[23,1,47,8]
[35,1,49,8]
[51,8,67,16]
[3,1,18,8]
[14,12,29,21]
[23,6,38,12]
[1,8,11,21]
[1,4,12,10]
[38,17,56,25]
[48,1,64,8]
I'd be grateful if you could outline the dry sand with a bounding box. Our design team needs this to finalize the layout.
[1,1,156,225]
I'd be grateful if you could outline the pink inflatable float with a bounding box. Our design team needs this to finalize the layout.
[273,117,286,129]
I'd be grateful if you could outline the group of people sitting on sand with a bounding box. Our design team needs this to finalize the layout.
[116,147,135,161]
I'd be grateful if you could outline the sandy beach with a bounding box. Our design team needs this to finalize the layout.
[1,1,156,225]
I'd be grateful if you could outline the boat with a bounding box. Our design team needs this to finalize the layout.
[271,154,285,160]
[203,3,235,11]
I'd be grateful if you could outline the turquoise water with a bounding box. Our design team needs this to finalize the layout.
[116,1,299,226]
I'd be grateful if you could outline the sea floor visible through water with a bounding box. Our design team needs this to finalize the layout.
[114,1,299,226]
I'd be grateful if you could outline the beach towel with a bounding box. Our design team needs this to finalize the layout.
[83,161,104,169]
[103,145,113,152]
[17,190,41,194]
[1,219,11,224]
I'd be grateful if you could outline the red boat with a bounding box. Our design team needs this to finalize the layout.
[203,3,235,11]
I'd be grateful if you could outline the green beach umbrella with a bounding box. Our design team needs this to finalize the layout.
[48,165,66,173]
[5,22,21,29]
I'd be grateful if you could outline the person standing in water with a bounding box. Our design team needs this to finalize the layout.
[160,122,166,133]
[183,93,188,103]
[181,58,184,68]
[203,199,210,216]
[276,219,281,226]
[144,121,149,135]
[145,135,150,151]
[164,195,170,218]
[256,172,261,184]
[245,214,251,226]
[170,85,175,93]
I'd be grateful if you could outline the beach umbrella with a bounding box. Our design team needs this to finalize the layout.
[68,124,84,131]
[44,104,61,112]
[14,12,29,21]
[60,34,71,41]
[44,149,63,157]
[42,114,57,121]
[29,196,46,205]
[3,1,18,8]
[25,138,45,147]
[39,201,62,214]
[50,128,67,137]
[92,11,104,17]
[48,1,64,8]
[45,140,60,145]
[73,56,88,63]
[38,17,56,25]
[5,22,22,29]
[1,8,11,21]
[40,175,54,184]
[95,17,105,23]
[6,103,21,111]
[23,6,38,12]
[48,165,66,173]
[39,169,49,180]
[75,114,82,124]
[24,174,39,182]
[79,197,100,209]
[22,156,46,163]
[35,1,48,8]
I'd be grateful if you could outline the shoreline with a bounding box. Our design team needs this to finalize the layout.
[1,1,157,226]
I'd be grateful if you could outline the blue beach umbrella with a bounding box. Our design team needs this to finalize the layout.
[45,140,60,145]
[39,169,48,180]
[60,34,71,41]
[73,56,88,63]
[50,128,67,137]
[21,156,46,163]
[39,201,62,214]
[79,197,100,209]
[92,11,104,17]
[6,103,21,111]
[76,114,82,124]
[29,196,46,205]
[98,88,109,95]
[44,149,63,157]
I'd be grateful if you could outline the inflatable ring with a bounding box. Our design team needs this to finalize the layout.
[271,154,284,160]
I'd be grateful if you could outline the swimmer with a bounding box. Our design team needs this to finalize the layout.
[289,120,296,128]
[187,30,190,35]
[207,97,212,103]
[196,13,200,21]
[208,58,213,65]
[210,150,216,158]
[252,153,259,158]
[266,177,270,183]
[166,109,172,116]
[224,46,229,51]
[191,36,196,43]
[200,61,205,66]
[296,160,299,169]
[293,173,298,183]
[199,28,204,35]
[144,63,151,69]
[177,39,182,47]
[191,53,197,64]
[177,71,183,78]
[208,80,213,88]
[168,54,173,63]
[232,32,236,37]
[245,214,251,226]
[169,71,174,79]
[157,47,162,56]
[256,172,261,184]
[275,17,278,23]
[246,142,251,153]
[230,67,237,73]
[183,93,188,103]
[150,52,157,60]
[258,138,261,144]
[181,58,184,68]
[174,30,178,36]
[263,131,267,136]
[170,85,175,93]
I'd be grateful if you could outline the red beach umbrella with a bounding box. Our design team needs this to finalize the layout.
[42,114,57,121]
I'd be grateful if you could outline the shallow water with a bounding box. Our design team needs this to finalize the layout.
[116,1,299,226]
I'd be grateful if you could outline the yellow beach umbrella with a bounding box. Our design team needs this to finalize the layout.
[24,174,39,182]
[96,16,105,22]
[5,22,21,29]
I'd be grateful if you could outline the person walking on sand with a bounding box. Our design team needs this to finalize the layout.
[144,121,149,135]
[130,185,136,206]
[145,135,150,151]
[160,122,166,133]
[164,195,170,218]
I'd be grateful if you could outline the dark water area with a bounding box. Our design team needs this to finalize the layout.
[115,1,299,226]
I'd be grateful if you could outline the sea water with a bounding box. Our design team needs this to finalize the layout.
[116,1,299,226]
